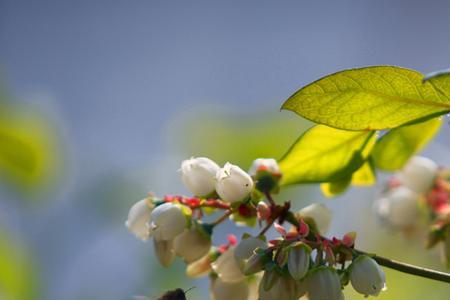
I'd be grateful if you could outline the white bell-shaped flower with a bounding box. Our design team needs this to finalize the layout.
[249,158,280,176]
[181,157,220,197]
[210,277,249,300]
[373,186,419,228]
[125,198,154,241]
[153,238,176,267]
[259,273,307,300]
[298,203,332,234]
[287,243,311,280]
[174,224,212,263]
[350,255,386,297]
[399,156,438,194]
[186,252,213,278]
[306,267,344,300]
[215,162,254,203]
[148,202,188,240]
[211,246,246,283]
[234,235,267,270]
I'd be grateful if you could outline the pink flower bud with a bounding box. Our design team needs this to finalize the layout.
[181,157,220,197]
[257,201,271,221]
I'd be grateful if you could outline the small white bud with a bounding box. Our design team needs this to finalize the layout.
[234,235,267,270]
[249,158,280,176]
[306,267,343,300]
[148,202,188,240]
[125,198,154,241]
[287,243,311,280]
[210,277,249,300]
[174,225,212,263]
[399,156,438,194]
[181,157,220,197]
[215,162,254,203]
[373,186,419,228]
[211,246,245,283]
[153,238,176,267]
[298,203,332,234]
[350,255,386,296]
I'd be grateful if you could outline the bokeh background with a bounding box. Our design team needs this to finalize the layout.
[1,1,450,299]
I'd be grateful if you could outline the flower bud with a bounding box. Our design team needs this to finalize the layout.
[306,267,343,300]
[249,158,281,176]
[298,203,332,234]
[215,162,254,203]
[350,255,386,296]
[249,158,281,193]
[174,224,212,263]
[211,246,245,283]
[373,186,419,228]
[186,252,213,278]
[153,238,175,267]
[210,277,249,300]
[399,156,438,194]
[125,198,154,241]
[234,235,267,270]
[181,157,220,197]
[148,202,188,240]
[257,201,271,221]
[287,243,311,280]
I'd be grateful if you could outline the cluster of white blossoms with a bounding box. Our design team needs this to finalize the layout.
[373,156,450,268]
[125,157,387,299]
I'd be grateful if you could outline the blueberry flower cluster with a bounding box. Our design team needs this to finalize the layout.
[126,157,386,299]
[373,156,450,268]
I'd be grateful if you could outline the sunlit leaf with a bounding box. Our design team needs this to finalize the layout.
[282,66,450,130]
[279,125,377,185]
[372,118,442,171]
[320,177,351,198]
[0,107,61,190]
[351,160,376,186]
[0,229,39,300]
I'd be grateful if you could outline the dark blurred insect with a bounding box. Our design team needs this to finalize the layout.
[132,287,195,300]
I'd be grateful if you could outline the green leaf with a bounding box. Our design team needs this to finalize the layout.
[279,125,377,185]
[320,177,351,198]
[372,117,442,171]
[351,160,376,186]
[424,68,450,100]
[282,66,450,130]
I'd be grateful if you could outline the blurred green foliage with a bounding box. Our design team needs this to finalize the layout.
[0,228,39,300]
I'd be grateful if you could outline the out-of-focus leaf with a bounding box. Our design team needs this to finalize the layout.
[424,68,450,100]
[0,229,39,300]
[282,66,450,130]
[279,125,376,185]
[0,107,61,190]
[321,177,351,198]
[372,118,442,171]
[351,160,376,186]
